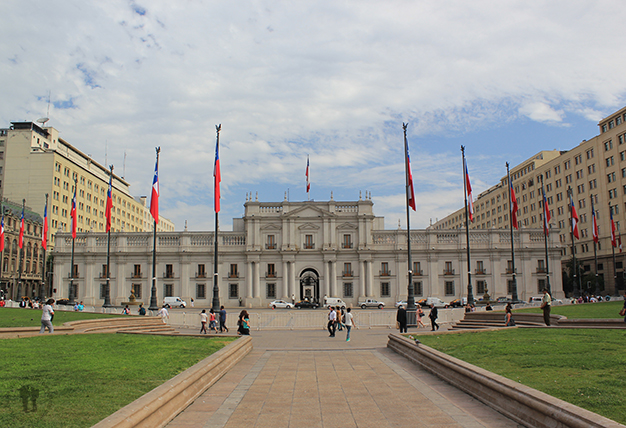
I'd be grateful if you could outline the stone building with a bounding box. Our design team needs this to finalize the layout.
[52,197,563,307]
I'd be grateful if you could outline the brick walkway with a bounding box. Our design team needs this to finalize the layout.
[167,327,521,428]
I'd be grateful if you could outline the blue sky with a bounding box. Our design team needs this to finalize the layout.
[2,1,626,231]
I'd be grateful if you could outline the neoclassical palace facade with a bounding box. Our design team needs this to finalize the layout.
[52,197,563,307]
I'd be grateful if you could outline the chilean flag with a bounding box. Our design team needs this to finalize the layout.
[570,195,580,239]
[42,203,48,251]
[591,199,598,244]
[150,154,159,224]
[106,173,113,232]
[542,191,551,236]
[19,205,24,249]
[405,138,416,211]
[71,191,77,239]
[0,212,4,253]
[214,138,221,213]
[610,208,617,247]
[619,234,623,253]
[305,156,310,194]
[510,181,518,229]
[464,158,474,221]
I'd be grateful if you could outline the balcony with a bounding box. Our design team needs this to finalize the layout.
[195,273,206,278]
[228,273,239,279]
[443,269,455,275]
[380,270,391,277]
[304,243,315,250]
[342,271,353,278]
[413,270,423,276]
[342,243,353,249]
[163,272,174,279]
[265,243,277,250]
[506,268,517,274]
[266,272,276,278]
[475,269,486,275]
[536,267,546,273]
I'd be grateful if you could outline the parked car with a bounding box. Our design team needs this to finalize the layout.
[269,300,293,309]
[324,297,347,309]
[419,297,448,308]
[55,298,72,306]
[449,297,468,308]
[163,296,186,308]
[496,296,513,304]
[358,299,385,309]
[295,300,319,309]
[395,300,407,308]
[528,296,543,304]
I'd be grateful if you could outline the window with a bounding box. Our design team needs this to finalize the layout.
[343,282,353,298]
[100,284,107,299]
[165,264,174,278]
[266,234,276,250]
[507,260,514,274]
[444,261,453,275]
[588,164,595,174]
[508,280,516,294]
[343,262,353,277]
[342,234,353,249]
[589,179,597,190]
[196,283,206,299]
[380,282,390,297]
[267,263,276,278]
[604,140,613,151]
[608,172,616,183]
[609,189,618,199]
[304,234,314,249]
[380,262,390,276]
[576,170,584,179]
[574,154,582,165]
[554,165,561,174]
[476,280,486,295]
[445,281,455,296]
[577,184,585,194]
[164,284,173,297]
[414,281,423,296]
[413,261,422,275]
[476,260,485,274]
[266,283,276,299]
[606,156,614,167]
[537,259,546,273]
[131,283,142,299]
[229,264,238,278]
[555,179,562,188]
[197,264,206,278]
[229,283,239,299]
[564,160,571,170]
[537,279,546,293]
[133,264,141,278]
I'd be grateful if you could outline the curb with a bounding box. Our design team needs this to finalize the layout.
[387,333,625,428]
[93,335,252,428]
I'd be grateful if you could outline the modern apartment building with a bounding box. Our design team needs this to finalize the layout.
[0,122,174,249]
[51,197,562,308]
[431,106,626,296]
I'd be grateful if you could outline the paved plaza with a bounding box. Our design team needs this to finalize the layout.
[167,327,522,428]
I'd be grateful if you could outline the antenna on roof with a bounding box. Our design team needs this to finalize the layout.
[37,90,51,127]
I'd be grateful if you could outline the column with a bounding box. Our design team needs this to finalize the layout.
[292,261,298,299]
[246,262,253,298]
[253,262,260,298]
[367,260,373,297]
[282,260,289,299]
[331,261,337,297]
[324,261,330,299]
[359,260,366,299]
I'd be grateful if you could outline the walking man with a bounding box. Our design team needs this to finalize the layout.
[541,288,552,326]
[327,306,337,337]
[429,303,439,331]
[219,305,229,332]
[396,305,407,333]
[40,299,55,334]
[344,307,356,341]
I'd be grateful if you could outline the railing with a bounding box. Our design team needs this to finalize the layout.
[342,243,353,249]
[196,273,206,278]
[164,272,174,278]
[506,268,517,274]
[190,235,213,246]
[443,269,455,275]
[342,271,353,277]
[265,243,277,249]
[266,272,276,278]
[335,205,358,212]
[475,269,486,275]
[228,273,239,278]
[304,244,315,249]
[380,271,391,276]
[413,270,423,276]
[536,268,546,273]
[222,235,245,246]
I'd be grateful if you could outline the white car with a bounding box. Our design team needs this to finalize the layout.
[269,300,293,309]
[395,300,407,308]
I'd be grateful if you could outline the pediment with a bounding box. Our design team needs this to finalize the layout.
[298,222,320,231]
[283,204,335,219]
[337,222,358,230]
[260,223,282,231]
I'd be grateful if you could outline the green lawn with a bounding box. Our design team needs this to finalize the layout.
[416,329,626,424]
[0,334,236,428]
[514,300,625,319]
[0,307,124,328]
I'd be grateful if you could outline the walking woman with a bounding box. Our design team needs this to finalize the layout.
[200,309,208,334]
[344,307,356,342]
[237,310,250,335]
[40,299,55,334]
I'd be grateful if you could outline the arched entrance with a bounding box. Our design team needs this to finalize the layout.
[299,268,320,304]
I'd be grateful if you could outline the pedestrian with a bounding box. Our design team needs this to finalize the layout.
[122,305,130,315]
[291,293,295,305]
[396,305,407,333]
[157,305,169,323]
[505,304,515,326]
[190,298,194,308]
[138,304,146,316]
[344,307,356,341]
[199,309,208,333]
[429,303,439,331]
[327,306,337,337]
[619,291,626,322]
[78,301,84,311]
[336,306,344,331]
[485,303,493,311]
[209,308,219,333]
[219,305,229,332]
[540,288,552,326]
[237,310,250,335]
[40,299,55,334]
[416,306,426,328]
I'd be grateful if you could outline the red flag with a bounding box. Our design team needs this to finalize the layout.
[591,199,599,244]
[19,206,24,249]
[42,203,48,251]
[510,181,519,229]
[570,195,579,239]
[305,156,310,194]
[542,191,551,236]
[150,152,159,223]
[71,191,77,239]
[0,212,4,253]
[405,137,416,211]
[610,209,617,247]
[619,234,622,253]
[106,173,113,232]
[464,158,474,221]
[214,139,221,213]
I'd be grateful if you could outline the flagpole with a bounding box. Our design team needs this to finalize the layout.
[69,178,77,304]
[591,195,599,295]
[540,174,551,295]
[149,148,160,311]
[461,146,474,306]
[506,163,518,302]
[212,124,222,312]
[568,187,580,297]
[18,199,25,301]
[611,202,617,294]
[403,124,415,311]
[42,194,48,299]
[103,165,113,308]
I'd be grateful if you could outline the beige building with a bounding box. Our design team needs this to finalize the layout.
[432,106,626,296]
[52,197,562,308]
[0,122,174,249]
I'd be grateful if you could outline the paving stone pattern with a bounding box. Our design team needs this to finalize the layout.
[167,328,522,428]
